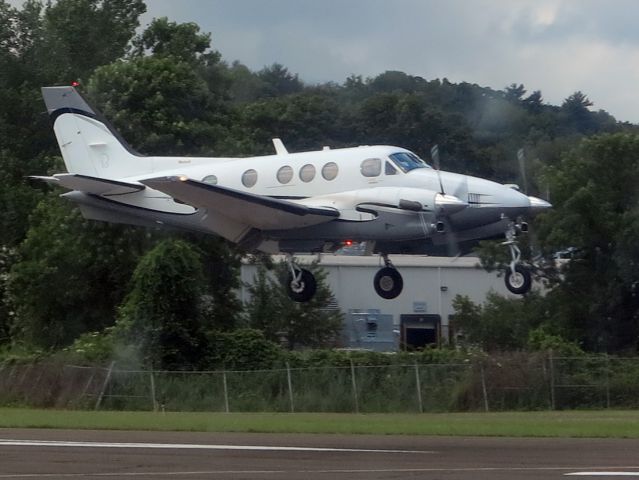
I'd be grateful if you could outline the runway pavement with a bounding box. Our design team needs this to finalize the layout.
[1,428,639,479]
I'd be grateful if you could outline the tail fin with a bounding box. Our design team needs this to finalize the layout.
[42,86,152,178]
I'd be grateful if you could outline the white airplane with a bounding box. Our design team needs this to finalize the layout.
[34,85,551,302]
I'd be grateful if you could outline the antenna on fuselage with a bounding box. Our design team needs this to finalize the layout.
[272,138,289,155]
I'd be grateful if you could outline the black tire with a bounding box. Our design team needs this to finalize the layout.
[374,267,403,299]
[505,264,532,295]
[286,268,317,302]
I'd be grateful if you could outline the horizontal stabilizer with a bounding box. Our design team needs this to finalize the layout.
[30,173,144,196]
[142,176,339,230]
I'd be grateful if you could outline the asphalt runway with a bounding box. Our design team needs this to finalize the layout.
[1,428,639,479]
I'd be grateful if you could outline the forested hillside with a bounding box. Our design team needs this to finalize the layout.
[1,0,638,364]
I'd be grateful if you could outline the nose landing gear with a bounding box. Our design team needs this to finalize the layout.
[373,254,404,299]
[502,223,532,295]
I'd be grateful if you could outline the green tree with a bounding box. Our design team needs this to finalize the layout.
[87,56,225,155]
[114,239,207,369]
[536,133,639,352]
[257,63,304,97]
[131,16,211,63]
[452,293,543,351]
[8,196,149,348]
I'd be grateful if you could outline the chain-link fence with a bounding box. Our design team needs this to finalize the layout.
[2,353,639,412]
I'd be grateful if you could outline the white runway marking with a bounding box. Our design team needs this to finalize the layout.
[566,474,639,477]
[0,438,430,454]
[3,467,639,478]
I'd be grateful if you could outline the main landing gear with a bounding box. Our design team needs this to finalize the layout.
[502,223,532,295]
[285,254,317,303]
[373,254,404,300]
[284,253,404,302]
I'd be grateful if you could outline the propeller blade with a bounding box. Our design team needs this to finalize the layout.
[431,144,445,195]
[517,148,528,195]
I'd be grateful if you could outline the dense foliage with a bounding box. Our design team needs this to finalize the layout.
[1,0,639,365]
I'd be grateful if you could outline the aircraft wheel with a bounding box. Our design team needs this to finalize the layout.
[374,267,403,299]
[505,264,532,295]
[286,268,317,302]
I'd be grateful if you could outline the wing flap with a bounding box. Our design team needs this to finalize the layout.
[141,176,339,230]
[30,173,144,195]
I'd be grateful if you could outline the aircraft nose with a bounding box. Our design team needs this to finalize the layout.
[527,195,552,213]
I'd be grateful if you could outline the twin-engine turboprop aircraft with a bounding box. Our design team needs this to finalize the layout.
[35,86,551,302]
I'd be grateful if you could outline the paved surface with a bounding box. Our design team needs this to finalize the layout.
[1,428,639,479]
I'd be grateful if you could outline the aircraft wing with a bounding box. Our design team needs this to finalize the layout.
[141,176,339,230]
[30,173,144,196]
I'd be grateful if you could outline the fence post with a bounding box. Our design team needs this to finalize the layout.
[79,369,96,405]
[222,370,230,413]
[548,350,556,410]
[480,361,490,412]
[350,358,359,414]
[286,362,295,413]
[604,354,611,409]
[414,361,423,413]
[150,371,158,412]
[95,361,115,411]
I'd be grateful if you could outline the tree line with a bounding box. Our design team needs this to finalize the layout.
[1,0,638,369]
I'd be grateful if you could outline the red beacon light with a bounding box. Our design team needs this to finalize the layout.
[71,81,80,87]
[343,240,354,247]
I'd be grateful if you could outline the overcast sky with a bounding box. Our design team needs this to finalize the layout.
[131,0,639,123]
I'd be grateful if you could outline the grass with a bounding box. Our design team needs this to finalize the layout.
[1,408,639,438]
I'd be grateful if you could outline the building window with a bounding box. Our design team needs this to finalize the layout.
[361,158,381,177]
[277,165,293,184]
[241,169,258,188]
[202,175,218,185]
[299,164,316,182]
[321,162,339,181]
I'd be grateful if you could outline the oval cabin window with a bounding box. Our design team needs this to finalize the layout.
[361,158,381,177]
[322,162,339,181]
[299,164,316,183]
[277,165,294,184]
[202,175,218,185]
[242,169,258,188]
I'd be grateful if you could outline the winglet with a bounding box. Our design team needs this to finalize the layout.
[272,138,289,155]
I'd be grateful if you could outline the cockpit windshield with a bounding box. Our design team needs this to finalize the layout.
[388,152,431,173]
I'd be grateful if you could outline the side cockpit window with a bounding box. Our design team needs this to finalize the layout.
[360,158,381,177]
[385,161,398,175]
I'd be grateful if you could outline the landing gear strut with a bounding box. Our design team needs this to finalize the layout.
[373,255,403,299]
[285,255,316,302]
[502,223,532,295]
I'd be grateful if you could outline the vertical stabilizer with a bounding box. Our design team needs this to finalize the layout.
[42,86,152,178]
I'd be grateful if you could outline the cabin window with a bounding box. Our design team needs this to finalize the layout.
[385,161,398,175]
[277,165,293,184]
[299,164,316,182]
[360,158,381,177]
[241,169,258,188]
[322,162,339,181]
[202,175,218,184]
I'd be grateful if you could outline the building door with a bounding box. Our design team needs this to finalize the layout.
[400,314,440,350]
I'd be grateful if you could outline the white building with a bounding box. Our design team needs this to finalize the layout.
[240,254,520,351]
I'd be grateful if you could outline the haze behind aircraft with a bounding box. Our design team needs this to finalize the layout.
[34,86,551,302]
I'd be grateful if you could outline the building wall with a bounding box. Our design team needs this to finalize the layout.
[240,254,520,351]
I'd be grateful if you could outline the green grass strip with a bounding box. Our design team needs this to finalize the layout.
[1,409,639,438]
